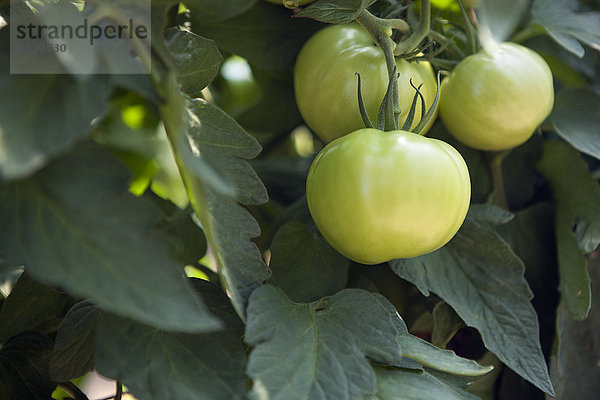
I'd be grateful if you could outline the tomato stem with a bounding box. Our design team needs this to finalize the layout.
[356,10,402,130]
[394,0,430,56]
[487,151,510,210]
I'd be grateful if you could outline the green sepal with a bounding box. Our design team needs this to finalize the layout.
[401,79,425,131]
[355,73,375,130]
[377,66,399,132]
[412,71,442,135]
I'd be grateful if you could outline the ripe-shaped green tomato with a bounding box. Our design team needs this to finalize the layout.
[439,42,554,151]
[306,129,471,264]
[294,24,437,143]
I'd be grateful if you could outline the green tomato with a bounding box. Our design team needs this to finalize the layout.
[294,24,437,143]
[439,42,554,151]
[306,128,471,264]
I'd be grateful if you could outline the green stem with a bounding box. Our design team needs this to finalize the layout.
[57,382,89,400]
[356,10,403,128]
[394,0,430,56]
[510,24,542,43]
[487,151,510,209]
[115,381,123,400]
[428,30,465,59]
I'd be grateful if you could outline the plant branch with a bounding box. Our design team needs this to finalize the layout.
[356,9,402,128]
[394,0,430,56]
[487,151,510,209]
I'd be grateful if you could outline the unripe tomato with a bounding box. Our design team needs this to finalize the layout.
[306,128,471,264]
[439,42,554,151]
[294,24,437,143]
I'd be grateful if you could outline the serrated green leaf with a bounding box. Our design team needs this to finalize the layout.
[0,142,220,333]
[156,203,207,266]
[0,273,68,343]
[48,301,99,382]
[477,0,529,43]
[549,257,600,400]
[268,222,349,302]
[373,367,480,400]
[164,27,224,97]
[296,0,372,24]
[245,285,406,400]
[467,204,514,226]
[530,0,600,57]
[550,88,600,161]
[389,212,554,396]
[191,1,323,71]
[537,141,600,319]
[399,335,492,377]
[0,29,109,180]
[0,332,56,400]
[159,77,269,317]
[96,279,246,400]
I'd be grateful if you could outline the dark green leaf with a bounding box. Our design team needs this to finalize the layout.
[159,78,269,317]
[549,257,600,399]
[537,141,600,319]
[467,204,514,226]
[96,279,246,400]
[297,0,372,24]
[245,285,406,400]
[0,29,109,180]
[431,302,465,349]
[399,334,492,377]
[389,211,554,396]
[373,367,479,400]
[237,68,302,133]
[191,1,323,71]
[268,222,349,302]
[49,301,99,382]
[0,332,55,400]
[164,27,224,97]
[157,204,207,266]
[549,88,600,161]
[530,0,600,57]
[0,273,68,343]
[0,142,220,333]
[186,0,257,23]
[477,0,529,43]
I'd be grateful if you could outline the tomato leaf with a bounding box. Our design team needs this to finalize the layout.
[549,88,600,161]
[399,334,492,377]
[476,0,529,43]
[0,28,109,181]
[296,0,373,24]
[389,210,555,396]
[537,141,600,319]
[0,142,221,333]
[164,27,224,98]
[191,1,322,71]
[549,257,600,399]
[49,301,99,382]
[96,279,247,400]
[374,367,479,400]
[0,332,56,400]
[159,77,270,317]
[268,222,349,302]
[245,285,406,399]
[185,0,257,23]
[529,0,600,58]
[431,302,465,348]
[0,273,68,344]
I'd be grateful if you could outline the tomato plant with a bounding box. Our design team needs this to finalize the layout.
[306,128,471,264]
[1,1,599,400]
[294,24,437,142]
[439,42,554,151]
